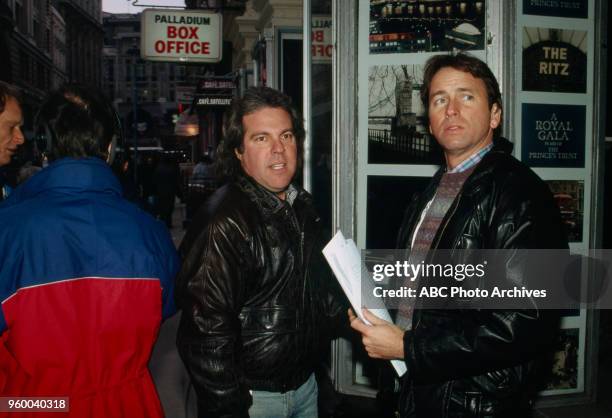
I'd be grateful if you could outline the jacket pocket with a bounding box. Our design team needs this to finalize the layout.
[239,306,298,336]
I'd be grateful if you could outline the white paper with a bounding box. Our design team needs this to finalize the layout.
[322,231,407,377]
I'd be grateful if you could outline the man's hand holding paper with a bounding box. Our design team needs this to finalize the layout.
[348,308,405,360]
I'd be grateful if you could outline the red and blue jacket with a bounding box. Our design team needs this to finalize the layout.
[0,158,178,417]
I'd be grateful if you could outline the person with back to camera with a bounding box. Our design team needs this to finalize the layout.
[0,85,179,417]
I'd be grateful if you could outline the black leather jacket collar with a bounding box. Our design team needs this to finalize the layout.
[235,174,291,216]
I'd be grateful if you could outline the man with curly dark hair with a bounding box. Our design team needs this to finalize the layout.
[176,86,344,418]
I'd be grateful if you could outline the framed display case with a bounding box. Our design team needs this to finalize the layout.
[331,0,606,408]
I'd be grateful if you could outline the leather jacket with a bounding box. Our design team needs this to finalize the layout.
[396,138,568,417]
[175,174,344,418]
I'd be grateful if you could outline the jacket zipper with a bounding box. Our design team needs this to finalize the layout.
[300,229,307,323]
[287,202,307,327]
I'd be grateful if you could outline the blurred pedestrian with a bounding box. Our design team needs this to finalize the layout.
[190,153,214,183]
[154,153,181,228]
[139,154,158,214]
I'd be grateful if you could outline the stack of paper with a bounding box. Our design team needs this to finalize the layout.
[322,230,407,377]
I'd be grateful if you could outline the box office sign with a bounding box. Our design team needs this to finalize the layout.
[521,103,585,168]
[523,32,587,93]
[312,15,332,63]
[141,9,222,63]
[523,0,588,19]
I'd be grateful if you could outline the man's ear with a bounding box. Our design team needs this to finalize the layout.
[234,148,242,161]
[490,104,502,129]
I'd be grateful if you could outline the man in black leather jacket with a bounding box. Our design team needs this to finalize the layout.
[175,87,344,418]
[349,54,568,417]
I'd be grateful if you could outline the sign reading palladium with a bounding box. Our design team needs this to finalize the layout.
[141,9,222,63]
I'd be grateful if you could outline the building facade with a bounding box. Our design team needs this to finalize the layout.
[50,4,67,90]
[102,12,190,149]
[102,12,189,105]
[55,0,104,86]
[2,0,62,128]
[1,0,102,133]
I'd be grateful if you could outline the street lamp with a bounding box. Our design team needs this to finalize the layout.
[127,45,140,185]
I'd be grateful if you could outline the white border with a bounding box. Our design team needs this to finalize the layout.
[516,0,595,396]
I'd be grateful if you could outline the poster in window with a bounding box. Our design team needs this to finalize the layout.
[523,0,588,19]
[369,0,486,54]
[546,180,584,242]
[368,64,443,165]
[523,27,587,93]
[545,328,579,390]
[521,103,585,168]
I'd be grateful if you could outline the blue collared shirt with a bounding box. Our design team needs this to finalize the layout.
[447,142,494,173]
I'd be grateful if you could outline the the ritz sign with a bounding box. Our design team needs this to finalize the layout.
[538,46,569,75]
[141,9,222,63]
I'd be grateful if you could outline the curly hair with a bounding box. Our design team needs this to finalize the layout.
[420,53,503,137]
[216,87,304,179]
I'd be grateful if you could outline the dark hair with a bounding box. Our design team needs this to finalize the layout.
[420,53,503,136]
[216,86,304,179]
[0,81,21,113]
[35,85,120,162]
